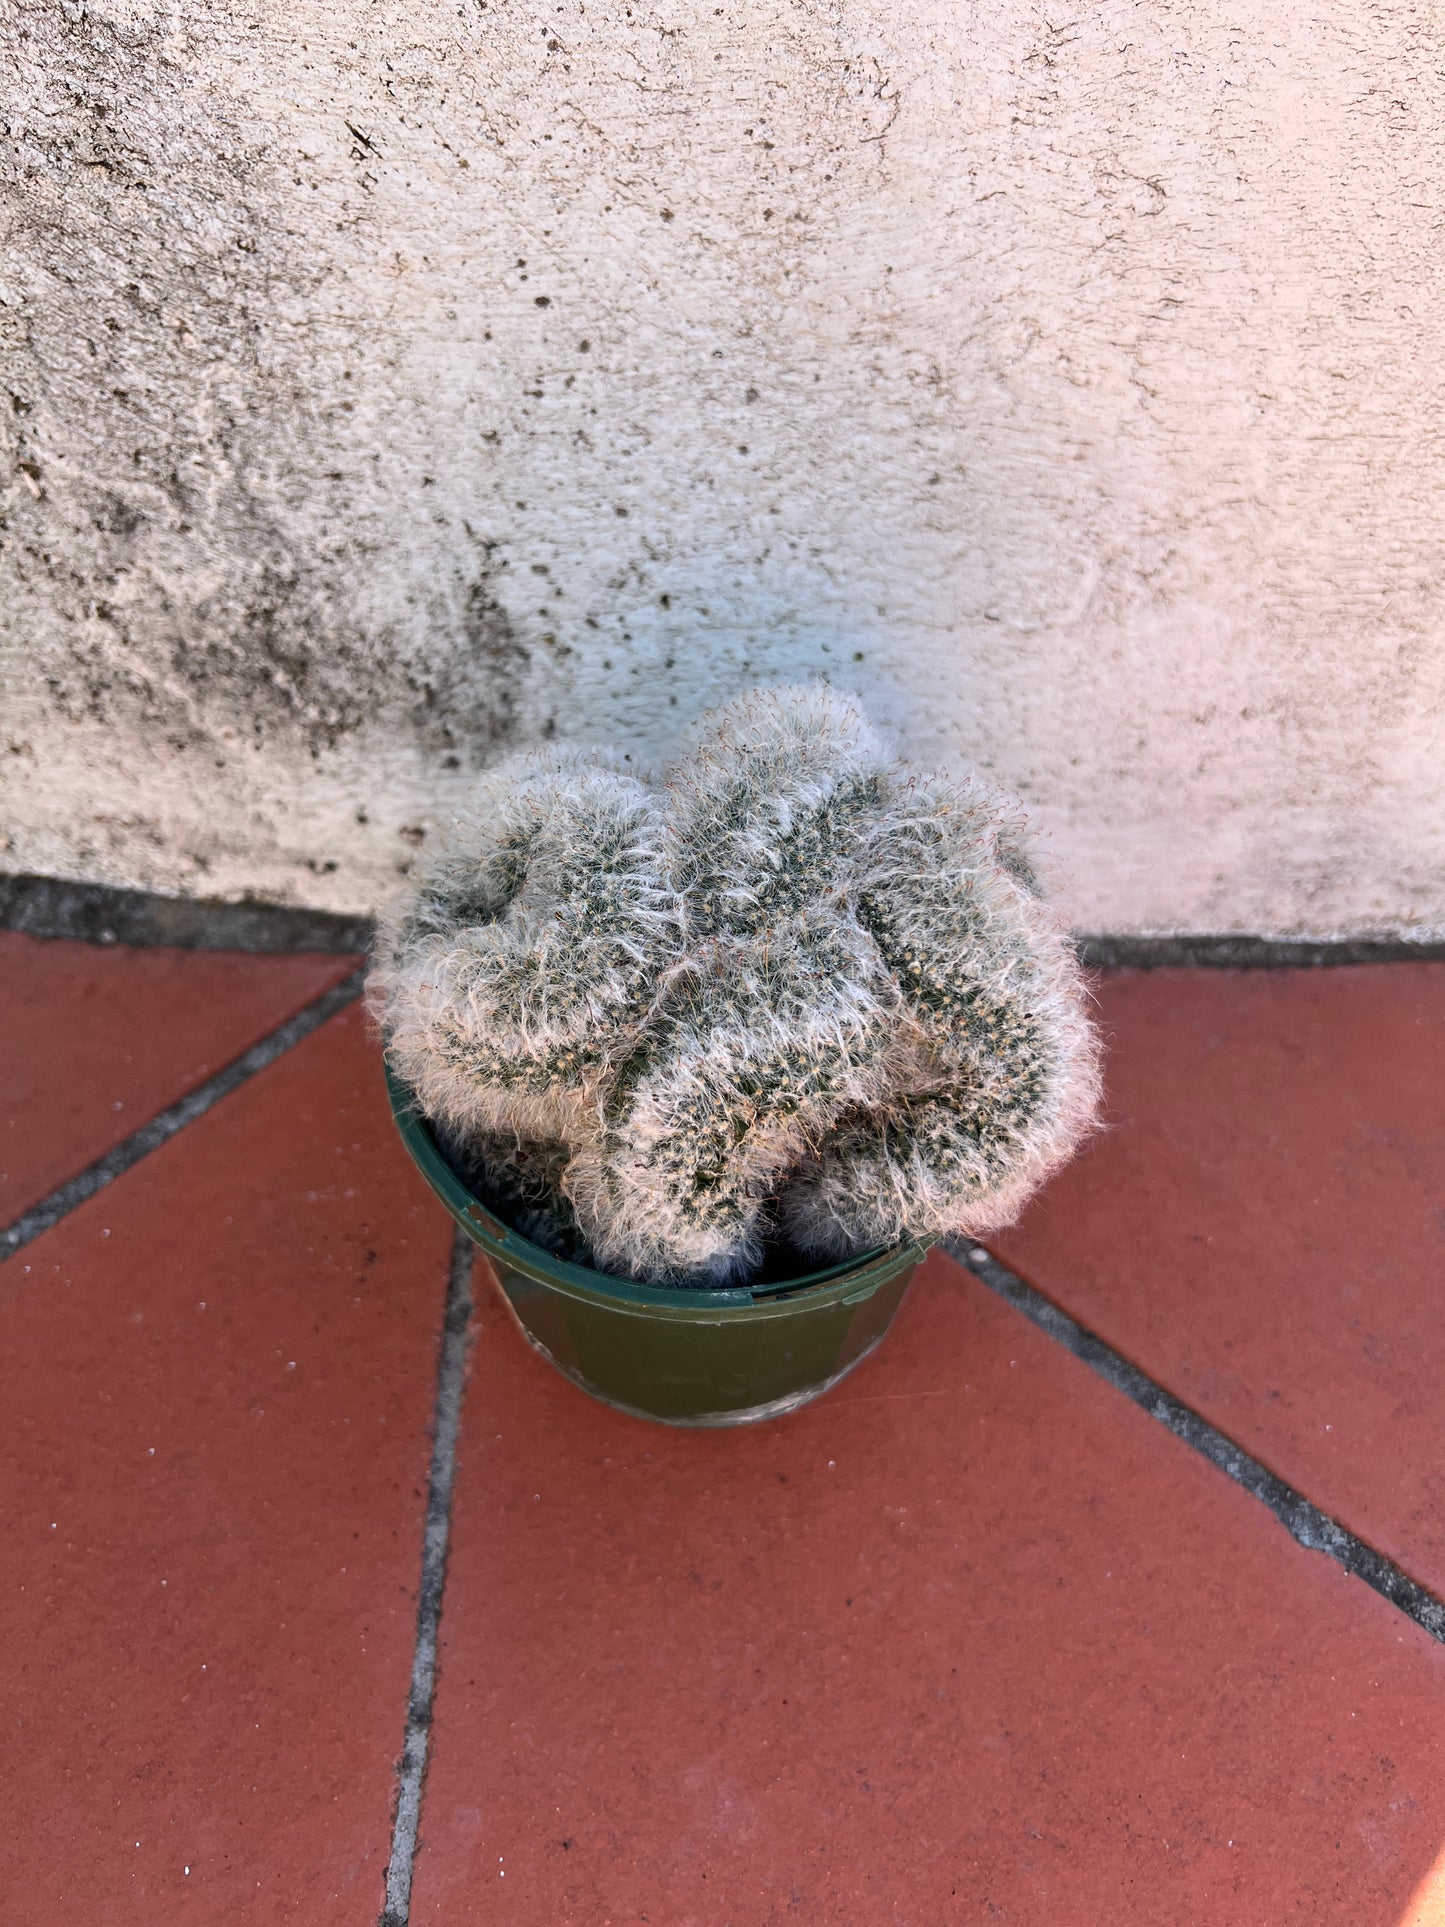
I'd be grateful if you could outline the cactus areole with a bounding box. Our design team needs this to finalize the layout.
[371,685,1101,1296]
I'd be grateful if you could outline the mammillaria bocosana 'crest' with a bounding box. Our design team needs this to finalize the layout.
[371,686,1100,1285]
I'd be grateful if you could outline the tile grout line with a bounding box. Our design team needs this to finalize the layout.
[380,1228,475,1927]
[949,1240,1445,1645]
[0,967,366,1263]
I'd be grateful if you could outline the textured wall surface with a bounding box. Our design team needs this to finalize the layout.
[3,0,1442,934]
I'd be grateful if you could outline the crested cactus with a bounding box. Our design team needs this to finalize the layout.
[370,685,1101,1286]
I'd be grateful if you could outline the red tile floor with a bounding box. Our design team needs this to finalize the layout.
[3,939,1444,1924]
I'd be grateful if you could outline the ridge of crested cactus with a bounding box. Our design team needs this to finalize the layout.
[565,913,900,1283]
[369,745,676,1143]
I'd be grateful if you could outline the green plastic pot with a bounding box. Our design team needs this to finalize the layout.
[385,1064,929,1427]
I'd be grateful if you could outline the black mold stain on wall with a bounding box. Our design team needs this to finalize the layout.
[1,2,533,762]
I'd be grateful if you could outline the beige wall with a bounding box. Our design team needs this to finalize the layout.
[4,0,1442,934]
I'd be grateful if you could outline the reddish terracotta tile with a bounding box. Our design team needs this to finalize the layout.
[993,965,1445,1594]
[412,1250,1445,1925]
[1,1004,450,1924]
[0,930,356,1221]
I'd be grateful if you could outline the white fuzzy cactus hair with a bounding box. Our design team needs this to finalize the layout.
[370,685,1101,1286]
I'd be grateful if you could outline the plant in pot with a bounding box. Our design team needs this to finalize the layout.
[371,685,1100,1425]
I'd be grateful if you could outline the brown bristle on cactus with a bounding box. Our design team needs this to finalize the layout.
[369,685,1101,1287]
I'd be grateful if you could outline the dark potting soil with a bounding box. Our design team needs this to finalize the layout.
[429,1118,834,1291]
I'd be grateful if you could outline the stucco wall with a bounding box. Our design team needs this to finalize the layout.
[4,0,1442,934]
